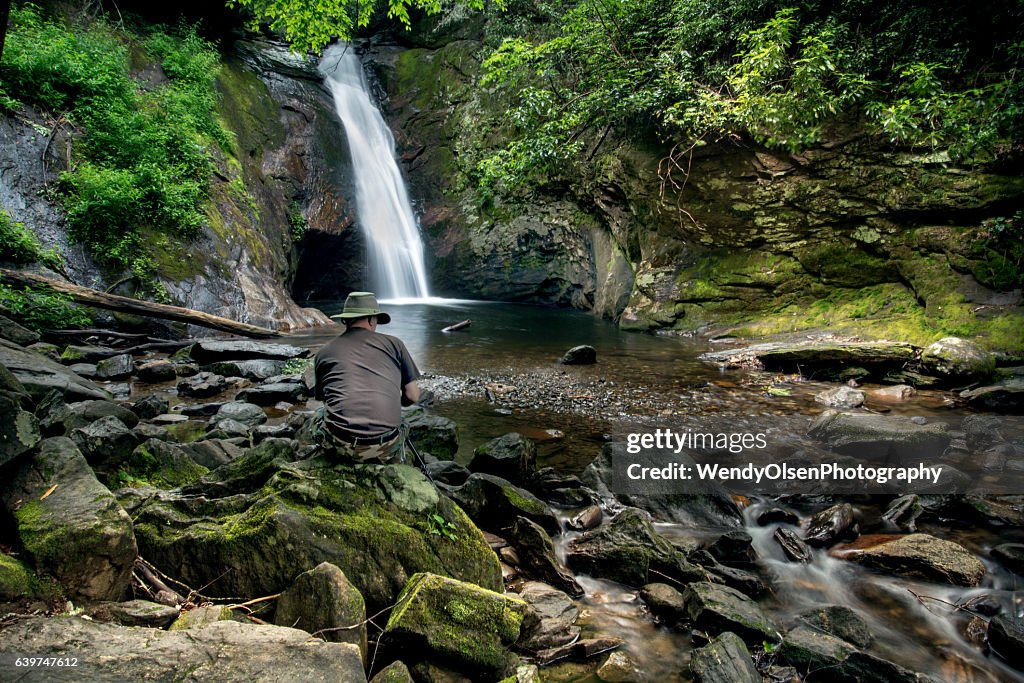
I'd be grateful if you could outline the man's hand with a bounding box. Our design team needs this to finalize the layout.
[402,380,421,406]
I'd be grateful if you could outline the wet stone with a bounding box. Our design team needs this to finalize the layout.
[991,544,1024,575]
[136,360,177,383]
[796,605,872,648]
[682,582,778,646]
[803,503,857,548]
[689,632,760,683]
[595,650,643,683]
[177,372,228,398]
[639,583,687,623]
[96,353,135,380]
[815,385,865,409]
[214,401,268,428]
[756,507,798,526]
[775,528,812,563]
[987,615,1024,669]
[560,345,597,365]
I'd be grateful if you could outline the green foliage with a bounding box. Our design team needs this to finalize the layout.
[288,202,308,240]
[0,210,62,269]
[0,283,92,331]
[0,6,232,287]
[226,0,497,54]
[975,211,1024,290]
[478,1,1024,192]
[425,512,459,541]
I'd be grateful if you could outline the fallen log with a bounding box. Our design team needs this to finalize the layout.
[0,268,279,339]
[442,319,471,333]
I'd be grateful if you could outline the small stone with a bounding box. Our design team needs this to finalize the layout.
[151,413,189,424]
[568,504,602,531]
[69,363,98,378]
[177,372,228,398]
[869,384,916,402]
[803,503,857,548]
[640,583,686,623]
[596,650,643,683]
[682,582,778,645]
[136,360,177,383]
[815,385,865,409]
[910,416,928,425]
[774,528,813,563]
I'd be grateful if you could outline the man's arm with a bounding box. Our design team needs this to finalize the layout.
[402,380,420,406]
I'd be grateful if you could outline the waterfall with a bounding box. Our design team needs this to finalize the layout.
[319,44,431,300]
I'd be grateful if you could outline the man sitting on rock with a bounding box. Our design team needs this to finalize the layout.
[313,291,421,464]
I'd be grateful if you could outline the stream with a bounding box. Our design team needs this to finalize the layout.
[287,300,1024,682]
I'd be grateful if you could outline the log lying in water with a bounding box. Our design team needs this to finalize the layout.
[442,319,472,333]
[0,268,279,339]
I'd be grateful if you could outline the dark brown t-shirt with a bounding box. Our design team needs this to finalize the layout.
[313,328,421,438]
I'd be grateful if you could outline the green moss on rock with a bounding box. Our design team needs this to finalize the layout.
[384,572,527,677]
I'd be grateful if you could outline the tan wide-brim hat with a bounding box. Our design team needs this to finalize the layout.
[329,291,391,324]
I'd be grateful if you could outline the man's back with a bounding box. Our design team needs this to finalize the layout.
[314,327,420,438]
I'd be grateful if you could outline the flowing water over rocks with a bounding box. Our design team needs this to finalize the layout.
[2,303,1023,682]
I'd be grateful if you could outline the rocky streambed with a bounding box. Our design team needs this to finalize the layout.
[1,314,1023,682]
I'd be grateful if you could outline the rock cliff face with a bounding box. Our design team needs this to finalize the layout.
[365,31,1024,350]
[0,39,356,332]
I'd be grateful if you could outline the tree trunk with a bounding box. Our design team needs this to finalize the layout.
[0,268,279,338]
[0,0,10,65]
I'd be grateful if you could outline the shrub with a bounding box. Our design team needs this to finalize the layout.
[0,209,62,270]
[0,283,92,331]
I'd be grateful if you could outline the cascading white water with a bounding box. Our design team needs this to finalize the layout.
[319,44,431,300]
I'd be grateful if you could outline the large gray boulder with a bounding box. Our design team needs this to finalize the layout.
[203,359,287,380]
[0,314,40,345]
[1,437,137,600]
[0,617,367,682]
[70,415,140,466]
[808,410,951,465]
[275,562,367,661]
[190,340,310,363]
[507,516,583,597]
[516,582,580,652]
[0,338,110,401]
[214,401,268,428]
[921,337,995,381]
[403,407,459,459]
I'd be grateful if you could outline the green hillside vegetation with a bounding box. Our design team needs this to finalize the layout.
[0,5,232,294]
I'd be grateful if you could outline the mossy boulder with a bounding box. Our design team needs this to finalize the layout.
[449,473,560,535]
[274,562,367,661]
[921,337,996,381]
[109,439,210,489]
[383,572,528,678]
[1,437,137,600]
[126,447,501,612]
[0,553,37,600]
